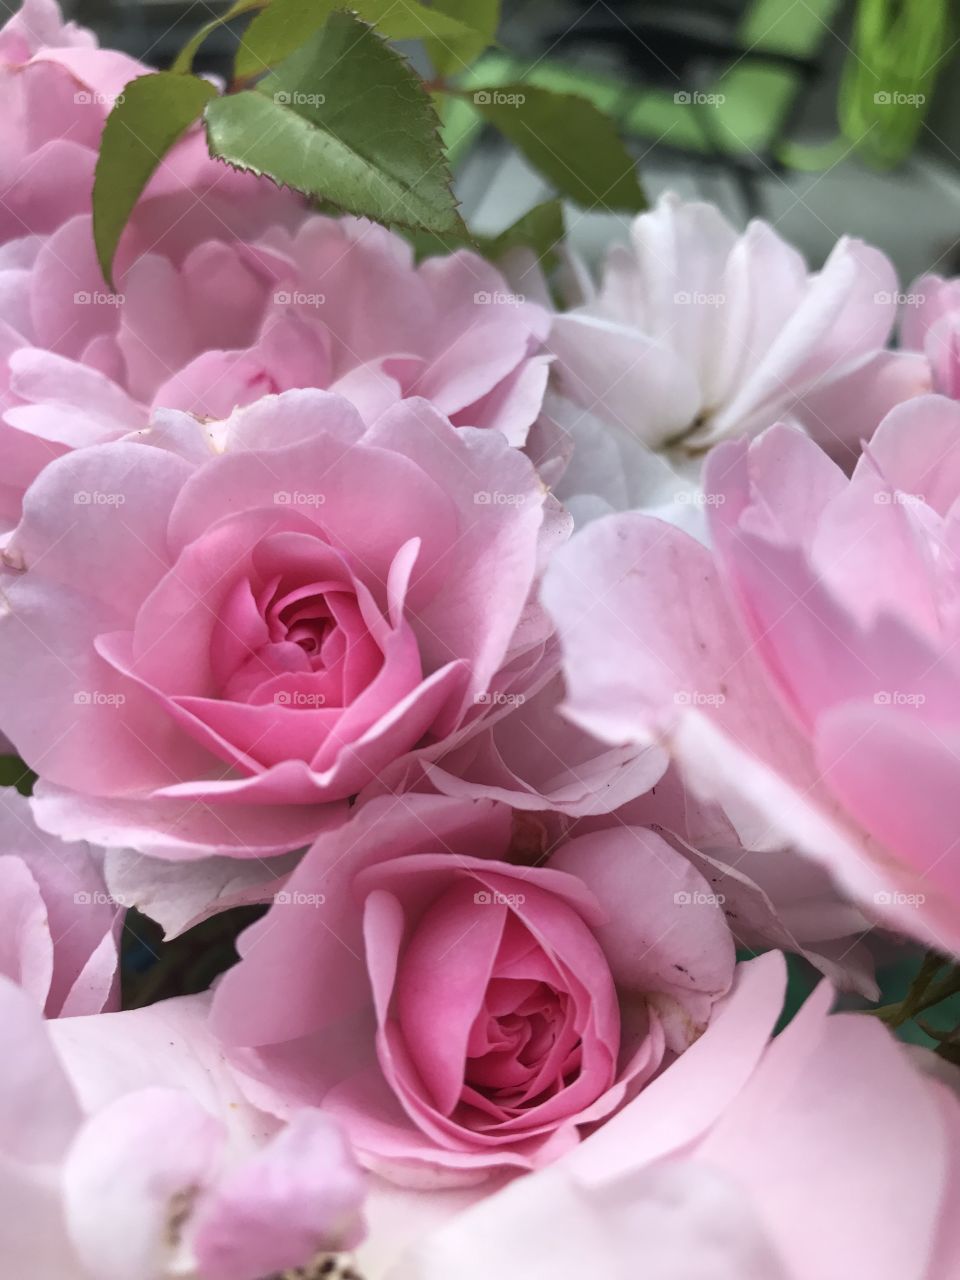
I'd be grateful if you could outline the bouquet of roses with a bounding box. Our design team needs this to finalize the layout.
[1,0,958,1276]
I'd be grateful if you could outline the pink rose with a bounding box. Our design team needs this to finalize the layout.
[394,952,960,1280]
[547,192,925,499]
[0,215,549,531]
[0,977,366,1279]
[0,0,296,249]
[0,392,564,857]
[550,191,901,452]
[210,794,735,1183]
[544,395,960,955]
[0,786,118,1015]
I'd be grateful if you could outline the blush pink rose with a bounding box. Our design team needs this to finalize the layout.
[544,395,960,956]
[0,214,550,531]
[0,786,118,1016]
[210,794,735,1183]
[0,0,297,249]
[394,952,960,1280]
[546,192,929,511]
[0,977,366,1279]
[0,392,565,857]
[548,192,907,454]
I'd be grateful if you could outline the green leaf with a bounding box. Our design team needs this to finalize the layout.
[405,199,564,267]
[426,0,499,76]
[403,223,473,261]
[467,83,646,212]
[171,0,265,74]
[93,73,219,287]
[481,197,564,266]
[233,0,337,83]
[235,0,480,82]
[355,0,481,42]
[206,11,463,235]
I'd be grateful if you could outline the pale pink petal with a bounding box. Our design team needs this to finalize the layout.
[62,1087,223,1280]
[192,1110,366,1280]
[550,826,735,1050]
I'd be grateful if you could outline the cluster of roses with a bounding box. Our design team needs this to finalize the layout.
[2,1,960,1276]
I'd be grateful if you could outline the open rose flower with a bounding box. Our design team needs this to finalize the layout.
[394,952,960,1280]
[545,394,960,955]
[0,976,366,1279]
[0,392,564,857]
[548,192,926,519]
[210,794,735,1183]
[0,785,118,1015]
[0,0,296,249]
[0,214,550,531]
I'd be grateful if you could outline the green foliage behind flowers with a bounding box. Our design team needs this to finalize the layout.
[92,0,647,285]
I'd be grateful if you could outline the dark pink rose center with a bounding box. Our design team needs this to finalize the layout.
[109,519,429,777]
[465,979,580,1107]
[215,561,389,712]
[391,879,621,1142]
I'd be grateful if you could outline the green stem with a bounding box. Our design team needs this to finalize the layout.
[869,951,953,1028]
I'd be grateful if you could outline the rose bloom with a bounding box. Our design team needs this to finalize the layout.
[0,0,301,532]
[0,785,118,1015]
[0,0,295,248]
[546,192,929,522]
[0,214,549,532]
[544,393,960,956]
[0,0,548,533]
[393,952,960,1280]
[0,391,564,857]
[210,794,735,1184]
[0,976,366,1279]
